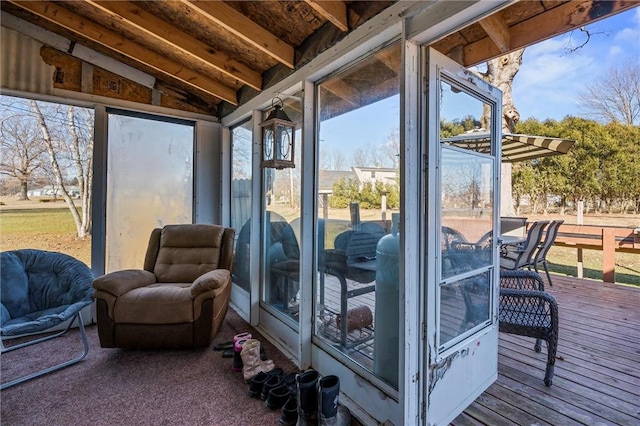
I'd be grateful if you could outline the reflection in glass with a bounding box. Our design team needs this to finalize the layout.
[439,271,491,349]
[316,42,401,388]
[440,148,494,279]
[439,79,491,141]
[261,93,303,323]
[231,120,253,293]
[106,113,193,272]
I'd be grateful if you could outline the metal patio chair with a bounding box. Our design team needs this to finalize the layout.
[532,219,564,286]
[500,220,549,272]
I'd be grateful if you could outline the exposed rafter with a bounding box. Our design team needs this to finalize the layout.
[463,0,639,66]
[478,13,510,53]
[180,0,295,69]
[9,0,238,104]
[304,0,348,32]
[87,0,261,91]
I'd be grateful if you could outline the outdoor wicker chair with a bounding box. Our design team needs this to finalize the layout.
[499,270,559,387]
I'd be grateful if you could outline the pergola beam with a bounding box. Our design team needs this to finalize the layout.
[463,0,640,66]
[478,13,511,53]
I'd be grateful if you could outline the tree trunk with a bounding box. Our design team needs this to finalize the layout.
[18,179,28,200]
[479,49,525,217]
[30,101,83,237]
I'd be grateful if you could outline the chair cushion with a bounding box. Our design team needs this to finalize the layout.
[0,249,94,336]
[154,225,225,283]
[0,252,30,319]
[113,283,194,324]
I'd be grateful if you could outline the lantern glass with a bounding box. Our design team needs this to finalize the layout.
[260,103,296,169]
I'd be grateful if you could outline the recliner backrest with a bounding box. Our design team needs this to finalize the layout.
[149,224,234,283]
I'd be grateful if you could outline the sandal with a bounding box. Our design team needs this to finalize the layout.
[213,341,234,351]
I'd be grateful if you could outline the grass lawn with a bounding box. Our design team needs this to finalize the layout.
[1,205,638,286]
[0,208,91,266]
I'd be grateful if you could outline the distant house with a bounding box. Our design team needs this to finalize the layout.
[352,166,398,187]
[27,185,81,198]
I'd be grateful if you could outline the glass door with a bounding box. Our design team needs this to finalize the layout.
[260,94,303,327]
[423,48,501,425]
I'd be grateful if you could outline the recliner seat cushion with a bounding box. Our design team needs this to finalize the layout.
[113,283,194,324]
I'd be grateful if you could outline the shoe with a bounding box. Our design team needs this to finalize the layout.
[318,375,340,425]
[265,384,290,410]
[278,395,298,426]
[232,338,249,372]
[213,341,233,351]
[222,348,234,358]
[241,339,276,382]
[261,374,284,401]
[283,372,297,395]
[248,371,269,398]
[233,332,252,344]
[296,369,319,425]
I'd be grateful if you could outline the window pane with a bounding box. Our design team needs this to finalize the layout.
[316,42,401,388]
[106,113,193,272]
[262,93,303,323]
[231,120,253,293]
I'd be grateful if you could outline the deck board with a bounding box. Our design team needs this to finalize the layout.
[318,272,639,425]
[453,275,640,426]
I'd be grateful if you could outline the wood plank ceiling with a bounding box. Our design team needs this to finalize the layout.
[1,1,638,118]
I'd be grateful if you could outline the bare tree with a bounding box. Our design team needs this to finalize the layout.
[578,60,640,125]
[30,100,93,238]
[0,114,47,200]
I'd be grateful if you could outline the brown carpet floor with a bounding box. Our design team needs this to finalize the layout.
[1,308,300,426]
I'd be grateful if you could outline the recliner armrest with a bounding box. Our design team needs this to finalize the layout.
[92,270,157,297]
[190,269,231,298]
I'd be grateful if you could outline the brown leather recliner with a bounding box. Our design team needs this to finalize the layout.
[93,224,235,349]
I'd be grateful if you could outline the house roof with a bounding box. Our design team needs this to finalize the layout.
[2,1,637,118]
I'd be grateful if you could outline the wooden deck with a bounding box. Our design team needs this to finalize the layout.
[317,273,640,425]
[454,275,640,426]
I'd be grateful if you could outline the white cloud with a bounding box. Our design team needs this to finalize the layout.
[608,45,623,57]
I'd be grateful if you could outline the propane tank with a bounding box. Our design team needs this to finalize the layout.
[374,212,399,388]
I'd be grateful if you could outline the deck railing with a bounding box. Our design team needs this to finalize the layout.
[543,224,640,283]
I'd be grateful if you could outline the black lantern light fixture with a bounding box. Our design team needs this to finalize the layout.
[260,97,296,169]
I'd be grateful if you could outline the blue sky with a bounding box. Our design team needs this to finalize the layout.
[320,7,640,159]
[513,7,640,121]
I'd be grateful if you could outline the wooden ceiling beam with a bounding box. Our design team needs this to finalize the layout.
[87,0,262,91]
[463,0,640,66]
[478,13,511,53]
[9,1,237,104]
[180,0,295,69]
[304,0,348,32]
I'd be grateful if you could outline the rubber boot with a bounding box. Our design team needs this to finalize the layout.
[241,339,275,382]
[279,396,298,426]
[232,338,249,372]
[318,375,340,426]
[296,369,319,426]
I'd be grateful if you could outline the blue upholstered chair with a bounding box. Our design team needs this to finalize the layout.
[1,249,94,389]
